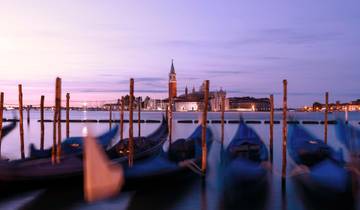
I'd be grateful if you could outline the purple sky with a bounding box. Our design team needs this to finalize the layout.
[0,1,359,107]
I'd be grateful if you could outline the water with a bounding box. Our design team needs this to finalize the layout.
[0,110,359,210]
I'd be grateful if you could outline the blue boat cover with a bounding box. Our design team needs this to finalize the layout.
[30,125,119,158]
[124,125,213,179]
[288,124,343,165]
[310,159,349,193]
[336,119,360,153]
[222,120,268,184]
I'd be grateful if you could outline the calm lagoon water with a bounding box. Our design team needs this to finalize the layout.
[0,110,359,210]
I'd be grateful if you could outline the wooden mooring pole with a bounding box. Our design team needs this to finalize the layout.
[324,92,329,144]
[40,95,45,150]
[0,92,4,158]
[128,78,134,167]
[270,94,274,165]
[345,104,349,124]
[120,97,124,141]
[282,80,288,190]
[201,80,209,174]
[51,87,58,164]
[18,85,25,159]
[168,98,173,146]
[66,93,70,138]
[26,105,30,124]
[56,78,62,163]
[165,105,169,123]
[220,94,225,145]
[109,104,112,130]
[138,97,141,138]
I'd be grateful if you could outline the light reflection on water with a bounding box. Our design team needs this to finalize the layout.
[1,111,360,210]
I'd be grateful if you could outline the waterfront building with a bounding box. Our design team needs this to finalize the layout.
[227,97,270,111]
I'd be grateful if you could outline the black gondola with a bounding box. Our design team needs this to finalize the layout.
[220,119,269,210]
[1,120,17,139]
[336,119,360,155]
[29,125,119,158]
[288,123,355,210]
[122,125,213,189]
[0,116,168,197]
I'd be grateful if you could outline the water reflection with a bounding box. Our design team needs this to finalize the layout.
[127,176,197,210]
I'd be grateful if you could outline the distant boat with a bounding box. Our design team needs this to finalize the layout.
[29,125,119,158]
[220,119,269,210]
[288,123,355,210]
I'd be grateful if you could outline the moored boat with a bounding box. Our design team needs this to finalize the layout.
[335,119,360,155]
[0,116,168,197]
[29,125,119,158]
[220,119,269,210]
[288,123,356,210]
[1,120,17,139]
[122,124,213,190]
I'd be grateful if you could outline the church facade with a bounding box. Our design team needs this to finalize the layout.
[144,60,269,112]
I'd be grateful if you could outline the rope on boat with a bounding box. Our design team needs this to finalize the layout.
[267,159,311,178]
[179,159,204,176]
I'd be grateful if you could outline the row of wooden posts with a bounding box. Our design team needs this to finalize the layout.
[0,78,332,178]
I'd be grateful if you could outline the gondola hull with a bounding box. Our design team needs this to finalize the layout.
[220,120,269,210]
[221,158,269,210]
[288,124,356,210]
[122,125,213,190]
[0,117,168,197]
[29,125,119,158]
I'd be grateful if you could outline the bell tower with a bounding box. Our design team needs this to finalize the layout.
[168,59,177,98]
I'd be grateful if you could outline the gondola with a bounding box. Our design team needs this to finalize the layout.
[0,116,168,197]
[1,120,17,139]
[288,123,355,210]
[335,119,360,154]
[121,124,213,189]
[29,125,119,158]
[220,119,269,210]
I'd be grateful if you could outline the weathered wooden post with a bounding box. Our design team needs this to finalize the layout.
[51,88,58,164]
[138,97,141,138]
[128,78,134,167]
[168,99,173,146]
[324,92,329,144]
[40,95,45,150]
[270,94,274,164]
[165,104,169,123]
[345,104,349,124]
[120,97,124,141]
[201,80,209,174]
[66,93,70,138]
[109,104,112,130]
[56,77,62,163]
[220,94,225,145]
[282,80,288,191]
[0,92,4,158]
[26,105,30,124]
[18,85,25,159]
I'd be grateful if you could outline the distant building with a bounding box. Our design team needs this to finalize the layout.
[168,60,177,99]
[349,99,360,111]
[309,99,360,112]
[146,99,167,111]
[142,61,271,112]
[171,81,227,112]
[210,88,227,111]
[227,97,270,111]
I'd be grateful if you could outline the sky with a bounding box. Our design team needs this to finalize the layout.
[0,0,359,107]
